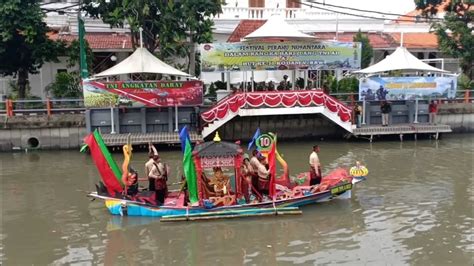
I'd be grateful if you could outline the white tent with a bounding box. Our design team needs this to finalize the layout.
[354,46,448,74]
[242,15,315,41]
[94,47,190,77]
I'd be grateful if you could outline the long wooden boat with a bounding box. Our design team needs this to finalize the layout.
[85,130,368,221]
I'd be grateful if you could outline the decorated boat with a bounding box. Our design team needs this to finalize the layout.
[84,129,368,221]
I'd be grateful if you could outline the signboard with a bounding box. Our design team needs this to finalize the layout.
[256,133,275,151]
[82,80,203,107]
[359,76,457,101]
[200,41,361,72]
[201,156,235,168]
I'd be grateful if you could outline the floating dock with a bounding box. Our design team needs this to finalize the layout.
[352,123,452,141]
[101,132,203,146]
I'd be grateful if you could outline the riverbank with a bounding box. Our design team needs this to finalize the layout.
[0,103,472,151]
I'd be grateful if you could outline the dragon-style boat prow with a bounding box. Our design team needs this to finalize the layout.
[84,129,368,221]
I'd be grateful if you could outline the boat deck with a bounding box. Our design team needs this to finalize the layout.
[352,123,452,141]
[101,132,203,146]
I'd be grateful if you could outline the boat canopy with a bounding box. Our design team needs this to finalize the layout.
[193,141,242,159]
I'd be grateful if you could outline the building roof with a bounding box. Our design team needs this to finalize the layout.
[228,20,439,49]
[227,20,266,42]
[49,32,133,50]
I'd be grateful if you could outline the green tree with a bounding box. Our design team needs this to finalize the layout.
[46,72,82,98]
[414,0,473,79]
[353,30,373,68]
[82,0,223,75]
[0,0,65,99]
[177,0,223,76]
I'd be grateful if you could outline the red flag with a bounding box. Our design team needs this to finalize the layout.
[268,142,277,199]
[84,133,123,196]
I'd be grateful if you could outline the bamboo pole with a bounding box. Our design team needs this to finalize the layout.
[161,209,302,222]
[162,206,300,219]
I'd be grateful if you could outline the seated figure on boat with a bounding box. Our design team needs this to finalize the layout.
[209,167,231,197]
[122,168,139,197]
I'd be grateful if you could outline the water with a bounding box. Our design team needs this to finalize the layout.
[1,135,473,265]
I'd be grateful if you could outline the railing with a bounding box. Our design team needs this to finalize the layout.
[215,7,340,20]
[200,90,353,123]
[0,98,85,117]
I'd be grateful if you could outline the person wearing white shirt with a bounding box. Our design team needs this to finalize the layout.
[309,145,322,185]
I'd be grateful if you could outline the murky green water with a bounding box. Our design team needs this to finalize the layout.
[1,135,473,265]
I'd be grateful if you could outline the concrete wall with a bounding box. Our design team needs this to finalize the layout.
[438,103,474,133]
[215,114,346,141]
[0,127,88,152]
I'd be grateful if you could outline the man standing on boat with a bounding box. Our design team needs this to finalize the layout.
[309,145,322,185]
[145,143,156,191]
[257,154,270,195]
[249,150,261,191]
[147,145,168,205]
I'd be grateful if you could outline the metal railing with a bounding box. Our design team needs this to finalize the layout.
[1,89,471,117]
[0,98,85,117]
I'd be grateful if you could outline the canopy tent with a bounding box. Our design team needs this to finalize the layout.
[354,46,448,74]
[94,47,191,77]
[242,15,315,41]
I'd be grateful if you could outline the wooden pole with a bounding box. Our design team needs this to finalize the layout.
[160,209,302,222]
[46,98,52,117]
[6,99,13,117]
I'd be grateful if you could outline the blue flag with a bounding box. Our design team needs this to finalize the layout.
[247,128,261,150]
[179,126,190,153]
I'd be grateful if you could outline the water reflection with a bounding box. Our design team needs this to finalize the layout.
[0,135,472,265]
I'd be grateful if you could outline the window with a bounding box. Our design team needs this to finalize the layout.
[249,0,264,7]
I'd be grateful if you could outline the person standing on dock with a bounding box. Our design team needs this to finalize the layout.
[354,103,362,128]
[380,101,391,126]
[429,100,438,125]
[309,145,322,185]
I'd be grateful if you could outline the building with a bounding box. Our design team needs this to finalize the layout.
[0,0,459,99]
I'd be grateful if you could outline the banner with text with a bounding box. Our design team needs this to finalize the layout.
[200,41,361,72]
[359,76,457,101]
[82,80,203,107]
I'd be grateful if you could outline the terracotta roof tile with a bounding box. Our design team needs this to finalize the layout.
[391,33,438,49]
[312,32,398,49]
[227,19,266,42]
[49,32,133,50]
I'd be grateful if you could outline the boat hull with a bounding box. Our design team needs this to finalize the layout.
[90,184,353,218]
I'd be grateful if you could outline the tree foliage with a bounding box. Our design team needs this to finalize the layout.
[414,0,473,79]
[353,30,374,68]
[82,0,223,74]
[46,72,82,98]
[0,0,65,99]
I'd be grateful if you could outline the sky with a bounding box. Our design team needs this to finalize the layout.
[308,0,417,16]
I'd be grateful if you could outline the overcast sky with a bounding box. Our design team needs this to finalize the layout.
[310,0,417,15]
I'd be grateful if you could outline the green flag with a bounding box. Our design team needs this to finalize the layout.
[78,16,89,79]
[183,139,198,204]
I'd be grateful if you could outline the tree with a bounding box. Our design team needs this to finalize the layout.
[0,0,65,99]
[177,0,223,76]
[414,0,473,79]
[353,30,374,68]
[83,0,223,75]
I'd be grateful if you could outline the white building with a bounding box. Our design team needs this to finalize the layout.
[0,0,457,98]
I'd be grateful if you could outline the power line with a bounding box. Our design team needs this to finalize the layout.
[41,3,81,13]
[304,0,443,21]
[294,0,441,23]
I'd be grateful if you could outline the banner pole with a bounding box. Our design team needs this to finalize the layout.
[175,104,179,132]
[414,98,419,124]
[362,99,366,125]
[110,106,116,134]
